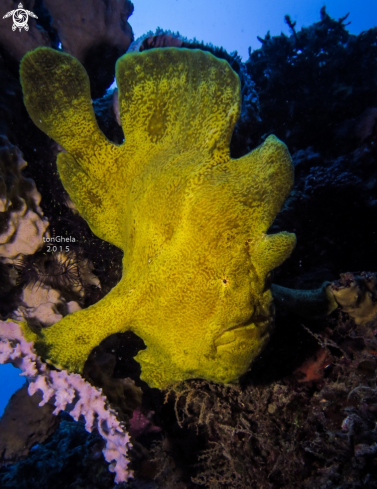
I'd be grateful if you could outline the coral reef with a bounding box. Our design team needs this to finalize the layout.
[272,272,377,326]
[273,141,377,287]
[245,7,377,156]
[0,136,48,259]
[19,47,295,388]
[0,320,133,483]
[83,335,143,421]
[0,413,138,489]
[14,250,101,300]
[244,9,377,287]
[151,309,377,488]
[1,246,103,331]
[331,272,377,325]
[128,30,184,53]
[12,283,81,327]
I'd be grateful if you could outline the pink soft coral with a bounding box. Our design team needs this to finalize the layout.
[0,320,133,483]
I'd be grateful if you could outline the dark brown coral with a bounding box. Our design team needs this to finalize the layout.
[44,0,134,97]
[44,0,133,63]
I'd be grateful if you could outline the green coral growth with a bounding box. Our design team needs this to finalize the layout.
[20,47,295,388]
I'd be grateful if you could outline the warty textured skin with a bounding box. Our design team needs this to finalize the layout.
[20,47,296,388]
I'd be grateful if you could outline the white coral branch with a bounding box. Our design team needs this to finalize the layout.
[0,320,133,483]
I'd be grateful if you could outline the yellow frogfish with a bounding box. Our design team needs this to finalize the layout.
[19,47,296,388]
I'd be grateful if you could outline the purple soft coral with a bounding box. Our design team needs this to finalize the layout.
[0,320,133,483]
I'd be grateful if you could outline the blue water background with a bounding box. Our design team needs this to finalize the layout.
[0,365,26,416]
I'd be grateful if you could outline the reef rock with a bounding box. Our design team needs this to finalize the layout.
[44,0,134,97]
[0,385,58,465]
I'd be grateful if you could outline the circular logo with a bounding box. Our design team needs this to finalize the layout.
[12,8,29,31]
[3,3,38,32]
